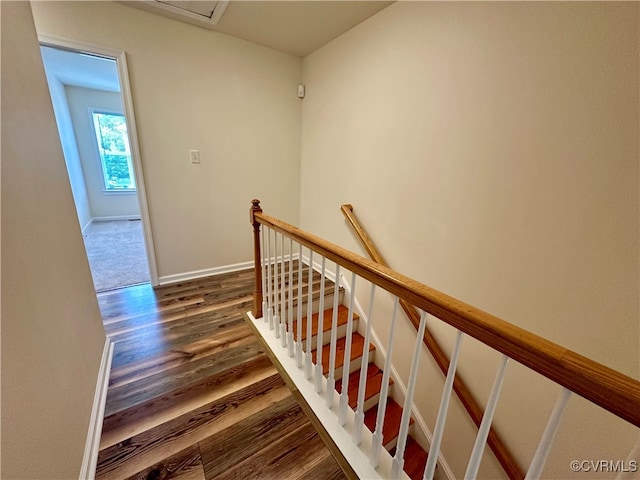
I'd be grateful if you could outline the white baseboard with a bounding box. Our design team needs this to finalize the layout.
[81,218,93,235]
[92,215,141,222]
[158,261,254,285]
[81,216,141,233]
[80,339,114,480]
[261,252,297,268]
[300,254,338,283]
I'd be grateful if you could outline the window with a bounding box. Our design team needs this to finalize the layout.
[91,111,136,191]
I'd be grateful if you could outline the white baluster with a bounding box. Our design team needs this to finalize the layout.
[463,354,509,480]
[326,264,341,408]
[354,283,376,446]
[280,234,286,347]
[339,272,357,425]
[616,434,640,480]
[424,331,465,480]
[296,242,304,367]
[392,310,428,479]
[266,227,274,330]
[260,224,268,322]
[273,231,280,338]
[370,296,400,469]
[524,387,572,480]
[305,250,314,379]
[315,256,327,393]
[287,237,294,357]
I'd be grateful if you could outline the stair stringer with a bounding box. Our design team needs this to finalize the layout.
[338,272,457,480]
[246,309,400,480]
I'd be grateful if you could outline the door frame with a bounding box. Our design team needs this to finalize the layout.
[39,34,159,286]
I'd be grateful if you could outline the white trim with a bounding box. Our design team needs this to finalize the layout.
[91,215,141,222]
[81,218,93,235]
[264,252,297,267]
[38,34,120,60]
[158,261,254,285]
[87,106,136,193]
[80,339,114,480]
[300,254,338,283]
[117,49,158,286]
[247,311,400,480]
[83,216,142,232]
[211,1,229,24]
[38,34,160,287]
[616,433,640,480]
[125,0,229,28]
[100,190,137,196]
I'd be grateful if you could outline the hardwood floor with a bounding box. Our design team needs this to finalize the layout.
[96,269,347,480]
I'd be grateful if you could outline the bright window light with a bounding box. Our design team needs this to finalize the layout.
[91,111,136,191]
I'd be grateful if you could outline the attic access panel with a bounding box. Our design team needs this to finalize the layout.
[155,0,228,24]
[158,1,217,18]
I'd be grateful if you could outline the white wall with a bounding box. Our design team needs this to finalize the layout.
[42,74,93,230]
[301,2,639,478]
[31,1,303,281]
[1,2,108,478]
[66,85,140,220]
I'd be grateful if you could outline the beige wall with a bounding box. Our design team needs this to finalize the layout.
[9,1,638,477]
[301,2,639,478]
[31,1,303,280]
[1,2,108,478]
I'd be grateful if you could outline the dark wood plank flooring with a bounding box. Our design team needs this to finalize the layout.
[96,269,347,480]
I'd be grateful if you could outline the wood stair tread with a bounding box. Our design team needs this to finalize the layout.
[391,435,429,480]
[363,397,413,448]
[311,332,373,376]
[335,363,391,409]
[266,264,334,288]
[266,266,427,479]
[269,283,340,304]
[291,305,356,342]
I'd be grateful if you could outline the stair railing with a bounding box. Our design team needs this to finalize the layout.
[340,204,522,479]
[248,199,640,480]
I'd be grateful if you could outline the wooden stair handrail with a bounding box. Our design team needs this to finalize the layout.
[250,201,640,432]
[340,204,523,480]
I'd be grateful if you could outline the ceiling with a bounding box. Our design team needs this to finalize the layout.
[40,45,121,92]
[122,1,393,57]
[39,1,393,93]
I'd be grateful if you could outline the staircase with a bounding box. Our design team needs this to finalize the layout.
[250,201,640,480]
[273,261,431,480]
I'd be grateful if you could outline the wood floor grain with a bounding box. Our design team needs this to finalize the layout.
[96,268,346,480]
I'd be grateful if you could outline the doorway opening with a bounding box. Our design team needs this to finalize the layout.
[40,43,157,292]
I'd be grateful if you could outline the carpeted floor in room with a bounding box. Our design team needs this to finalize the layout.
[83,219,150,292]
